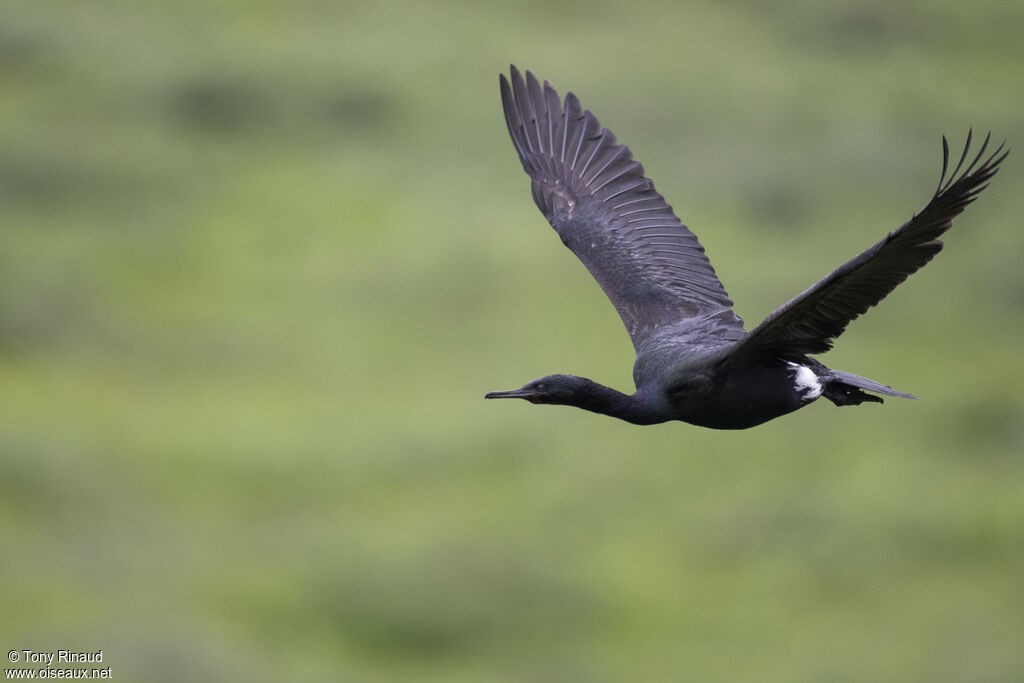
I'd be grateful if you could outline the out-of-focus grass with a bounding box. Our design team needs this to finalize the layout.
[1,0,1021,680]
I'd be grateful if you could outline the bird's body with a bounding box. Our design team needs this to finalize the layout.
[486,66,1007,429]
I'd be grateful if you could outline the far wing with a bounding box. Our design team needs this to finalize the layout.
[726,131,1007,361]
[500,66,744,351]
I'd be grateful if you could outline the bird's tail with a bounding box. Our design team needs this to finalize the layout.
[822,369,918,406]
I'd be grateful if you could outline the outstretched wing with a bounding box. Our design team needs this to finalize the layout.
[500,66,744,351]
[726,131,1007,361]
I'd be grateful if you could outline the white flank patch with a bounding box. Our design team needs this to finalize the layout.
[786,362,823,401]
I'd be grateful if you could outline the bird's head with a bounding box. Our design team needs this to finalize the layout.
[485,374,587,405]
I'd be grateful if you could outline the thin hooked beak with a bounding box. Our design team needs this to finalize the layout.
[484,388,532,399]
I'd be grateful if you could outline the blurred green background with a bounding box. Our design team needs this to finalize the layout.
[1,0,1022,680]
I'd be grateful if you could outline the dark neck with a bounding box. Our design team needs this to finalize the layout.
[564,378,667,426]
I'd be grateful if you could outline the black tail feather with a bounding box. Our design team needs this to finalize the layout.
[823,384,885,406]
[822,369,917,407]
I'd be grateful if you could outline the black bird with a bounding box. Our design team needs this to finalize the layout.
[486,66,1007,429]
